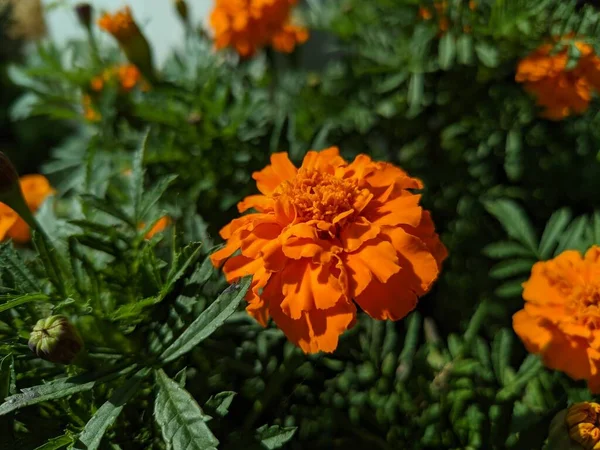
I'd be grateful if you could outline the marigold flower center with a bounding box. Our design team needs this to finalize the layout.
[566,284,600,330]
[275,169,360,225]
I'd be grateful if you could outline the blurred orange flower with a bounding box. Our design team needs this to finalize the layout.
[90,64,148,93]
[514,246,600,393]
[209,0,309,57]
[97,6,138,42]
[418,1,449,32]
[211,148,446,353]
[82,94,101,122]
[141,216,170,239]
[0,175,54,244]
[516,39,600,120]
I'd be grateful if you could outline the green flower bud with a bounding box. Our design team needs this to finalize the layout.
[28,315,83,364]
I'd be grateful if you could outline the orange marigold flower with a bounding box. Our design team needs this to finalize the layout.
[82,94,100,122]
[211,148,446,353]
[418,2,449,33]
[513,246,600,393]
[548,402,600,449]
[97,6,138,42]
[90,76,104,92]
[516,40,600,120]
[418,6,433,20]
[0,175,55,244]
[116,64,145,92]
[209,0,309,57]
[141,216,171,239]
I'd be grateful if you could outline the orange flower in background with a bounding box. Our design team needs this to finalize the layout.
[141,216,170,239]
[513,246,600,393]
[82,94,100,122]
[211,148,446,353]
[418,1,449,32]
[90,64,147,93]
[97,6,138,43]
[0,175,55,244]
[516,39,600,120]
[210,0,309,57]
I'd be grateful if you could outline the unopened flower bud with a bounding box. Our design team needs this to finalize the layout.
[75,3,93,30]
[29,316,83,365]
[546,402,600,450]
[174,0,189,23]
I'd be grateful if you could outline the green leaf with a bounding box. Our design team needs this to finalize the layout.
[81,195,134,227]
[74,368,149,450]
[438,32,456,70]
[483,242,535,259]
[408,72,424,109]
[0,364,136,416]
[492,329,513,386]
[205,391,236,418]
[504,130,523,181]
[397,311,421,381]
[489,259,535,279]
[0,293,49,314]
[186,254,216,287]
[138,174,178,222]
[131,132,149,223]
[154,369,218,450]
[496,356,543,402]
[593,211,600,245]
[475,41,499,67]
[494,279,526,298]
[484,199,538,255]
[539,208,573,259]
[0,355,13,401]
[160,242,204,301]
[555,215,588,255]
[32,232,70,298]
[0,242,40,293]
[33,434,75,450]
[256,425,297,450]
[456,34,474,65]
[160,277,251,363]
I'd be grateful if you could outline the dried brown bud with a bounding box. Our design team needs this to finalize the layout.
[75,3,93,30]
[29,315,84,365]
[174,0,189,23]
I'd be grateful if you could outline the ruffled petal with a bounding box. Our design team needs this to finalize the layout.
[301,147,345,173]
[246,266,271,327]
[240,222,282,259]
[349,238,400,284]
[366,194,423,229]
[222,255,263,282]
[341,252,372,298]
[339,216,380,252]
[383,227,440,294]
[238,195,274,213]
[354,270,418,321]
[253,152,297,195]
[266,271,356,353]
[0,204,19,241]
[279,259,345,319]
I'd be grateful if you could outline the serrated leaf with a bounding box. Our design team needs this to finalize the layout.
[160,243,204,300]
[205,391,236,418]
[483,242,534,259]
[539,208,572,259]
[0,293,50,314]
[131,132,149,223]
[186,254,216,287]
[154,369,218,450]
[484,199,538,255]
[74,368,148,450]
[256,425,297,450]
[138,174,178,222]
[160,277,251,363]
[0,355,13,401]
[489,259,535,279]
[0,242,40,293]
[0,365,136,416]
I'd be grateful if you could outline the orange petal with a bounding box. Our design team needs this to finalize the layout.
[0,204,19,241]
[365,161,423,191]
[341,252,372,298]
[366,194,423,228]
[301,147,345,173]
[384,227,440,294]
[340,216,380,252]
[252,152,296,195]
[267,274,356,353]
[246,266,271,327]
[7,217,31,244]
[261,238,287,272]
[210,230,246,268]
[238,195,274,213]
[20,175,55,211]
[240,222,282,259]
[280,259,344,319]
[281,236,334,264]
[222,255,262,282]
[513,309,553,353]
[351,238,400,284]
[354,270,418,321]
[408,211,448,267]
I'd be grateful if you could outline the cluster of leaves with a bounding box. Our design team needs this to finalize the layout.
[4,0,600,448]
